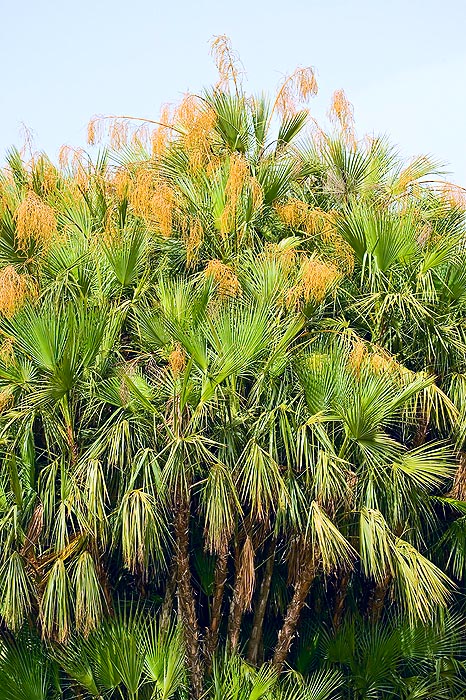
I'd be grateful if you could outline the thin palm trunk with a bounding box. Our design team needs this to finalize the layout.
[332,571,350,629]
[450,452,466,500]
[174,498,203,699]
[160,557,177,631]
[204,546,229,662]
[227,544,244,652]
[367,573,392,623]
[272,557,315,670]
[247,536,276,665]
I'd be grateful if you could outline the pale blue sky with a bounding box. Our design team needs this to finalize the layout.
[1,0,466,183]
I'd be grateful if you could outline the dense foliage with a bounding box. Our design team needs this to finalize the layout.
[1,37,466,699]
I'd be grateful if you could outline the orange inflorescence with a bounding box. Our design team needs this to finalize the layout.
[58,145,70,169]
[204,259,241,298]
[220,154,250,234]
[183,217,204,266]
[58,147,89,191]
[210,34,242,92]
[109,120,129,150]
[300,257,339,302]
[329,90,355,143]
[151,104,172,157]
[0,266,30,317]
[276,198,309,230]
[29,155,58,195]
[87,116,100,146]
[129,168,154,219]
[264,243,297,272]
[129,169,176,236]
[176,95,217,170]
[0,338,15,365]
[131,124,150,148]
[14,191,57,251]
[275,66,318,116]
[348,340,367,375]
[168,343,186,378]
[370,349,396,375]
[113,168,131,200]
[275,201,338,238]
[287,257,339,307]
[440,182,466,209]
[315,210,355,273]
[150,180,176,237]
[332,237,355,273]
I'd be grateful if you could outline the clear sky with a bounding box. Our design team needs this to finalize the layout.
[1,0,466,183]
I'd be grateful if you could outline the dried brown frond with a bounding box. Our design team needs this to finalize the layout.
[329,89,355,144]
[417,223,432,247]
[274,66,318,117]
[210,34,243,92]
[204,259,241,298]
[14,191,57,250]
[118,377,130,406]
[0,266,30,317]
[237,535,255,612]
[168,343,186,378]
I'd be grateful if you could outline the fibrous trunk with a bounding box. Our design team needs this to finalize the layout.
[204,547,229,663]
[332,571,350,630]
[367,572,392,623]
[160,557,177,631]
[227,536,255,652]
[174,499,203,699]
[272,558,315,671]
[247,536,276,665]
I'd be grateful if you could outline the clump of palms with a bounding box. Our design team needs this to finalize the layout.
[1,35,466,699]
